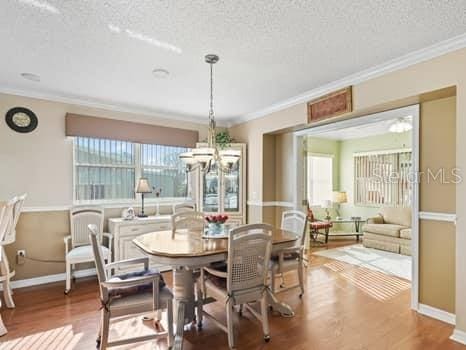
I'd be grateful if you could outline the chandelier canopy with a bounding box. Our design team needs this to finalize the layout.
[180,54,240,172]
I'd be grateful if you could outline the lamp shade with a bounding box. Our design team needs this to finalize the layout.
[136,178,152,193]
[332,191,348,204]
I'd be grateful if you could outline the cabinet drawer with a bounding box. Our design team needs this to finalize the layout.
[119,223,170,236]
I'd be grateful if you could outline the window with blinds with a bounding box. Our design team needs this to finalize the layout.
[307,155,333,206]
[354,150,412,207]
[74,137,189,202]
[141,144,189,198]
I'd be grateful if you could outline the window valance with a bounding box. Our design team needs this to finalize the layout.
[65,113,199,148]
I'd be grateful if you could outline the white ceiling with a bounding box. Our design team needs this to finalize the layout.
[310,117,413,141]
[1,1,466,125]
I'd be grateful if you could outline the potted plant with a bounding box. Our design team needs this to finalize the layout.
[205,214,229,234]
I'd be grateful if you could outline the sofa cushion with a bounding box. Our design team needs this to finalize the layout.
[400,228,412,240]
[380,207,411,227]
[363,223,407,237]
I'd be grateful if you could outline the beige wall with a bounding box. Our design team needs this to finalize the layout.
[229,48,466,332]
[0,93,207,207]
[0,92,207,280]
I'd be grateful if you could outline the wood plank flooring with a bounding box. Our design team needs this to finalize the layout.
[0,240,464,350]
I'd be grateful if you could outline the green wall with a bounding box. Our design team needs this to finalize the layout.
[307,131,411,226]
[338,131,412,219]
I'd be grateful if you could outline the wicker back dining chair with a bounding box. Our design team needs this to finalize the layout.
[89,224,174,349]
[201,223,273,348]
[64,206,113,294]
[171,211,205,238]
[0,200,16,337]
[0,195,26,309]
[173,201,196,214]
[270,210,307,296]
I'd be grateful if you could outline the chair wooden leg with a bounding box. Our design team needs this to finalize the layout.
[260,294,270,342]
[270,269,276,294]
[100,309,110,350]
[65,261,71,294]
[0,314,7,337]
[298,261,304,297]
[226,299,235,349]
[167,299,174,349]
[195,281,203,329]
[0,248,14,308]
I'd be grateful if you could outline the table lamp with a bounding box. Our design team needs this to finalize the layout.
[332,191,348,220]
[136,177,152,217]
[321,200,333,221]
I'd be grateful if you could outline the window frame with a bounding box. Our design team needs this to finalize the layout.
[72,137,192,205]
[306,153,334,207]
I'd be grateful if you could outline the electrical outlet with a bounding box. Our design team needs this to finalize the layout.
[16,250,26,265]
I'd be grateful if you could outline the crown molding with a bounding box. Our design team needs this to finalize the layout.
[229,32,466,126]
[0,85,230,128]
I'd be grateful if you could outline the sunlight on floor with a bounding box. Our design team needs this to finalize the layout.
[0,325,83,350]
[340,267,410,301]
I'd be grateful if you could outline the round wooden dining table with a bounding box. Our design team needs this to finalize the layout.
[133,228,299,350]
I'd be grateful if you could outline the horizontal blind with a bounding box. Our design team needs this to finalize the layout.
[354,150,412,207]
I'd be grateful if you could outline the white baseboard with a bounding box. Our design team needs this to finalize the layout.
[418,303,456,325]
[451,329,466,345]
[0,268,97,291]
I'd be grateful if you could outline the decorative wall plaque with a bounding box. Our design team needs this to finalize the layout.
[307,87,352,123]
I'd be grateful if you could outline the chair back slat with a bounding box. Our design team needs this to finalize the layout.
[171,211,205,237]
[88,224,108,301]
[173,202,196,214]
[0,199,15,244]
[4,194,27,244]
[281,210,307,246]
[70,206,104,247]
[227,224,272,293]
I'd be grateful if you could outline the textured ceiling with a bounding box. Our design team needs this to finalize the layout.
[1,0,466,124]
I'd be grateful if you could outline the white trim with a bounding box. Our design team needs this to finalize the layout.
[0,268,97,291]
[0,85,229,127]
[411,109,420,311]
[230,32,466,126]
[451,329,466,345]
[22,198,192,213]
[293,104,420,311]
[419,211,457,223]
[295,105,419,137]
[418,303,456,326]
[353,148,412,157]
[246,201,295,207]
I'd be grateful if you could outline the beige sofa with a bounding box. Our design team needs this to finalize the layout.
[362,207,412,256]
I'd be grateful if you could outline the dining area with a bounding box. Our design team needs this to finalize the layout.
[86,206,308,350]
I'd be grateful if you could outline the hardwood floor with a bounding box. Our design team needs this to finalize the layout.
[1,240,463,350]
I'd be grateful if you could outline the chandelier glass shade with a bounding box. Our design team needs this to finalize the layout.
[180,54,240,172]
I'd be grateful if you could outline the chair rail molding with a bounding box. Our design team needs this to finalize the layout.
[419,211,457,223]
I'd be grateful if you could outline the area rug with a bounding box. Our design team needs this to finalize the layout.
[312,244,412,281]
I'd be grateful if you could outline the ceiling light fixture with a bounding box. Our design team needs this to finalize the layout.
[17,0,59,14]
[389,117,412,133]
[180,55,240,173]
[152,68,170,79]
[20,72,41,82]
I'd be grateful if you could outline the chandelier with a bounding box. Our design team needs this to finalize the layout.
[180,54,240,172]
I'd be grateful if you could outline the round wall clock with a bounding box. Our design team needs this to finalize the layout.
[5,107,38,133]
